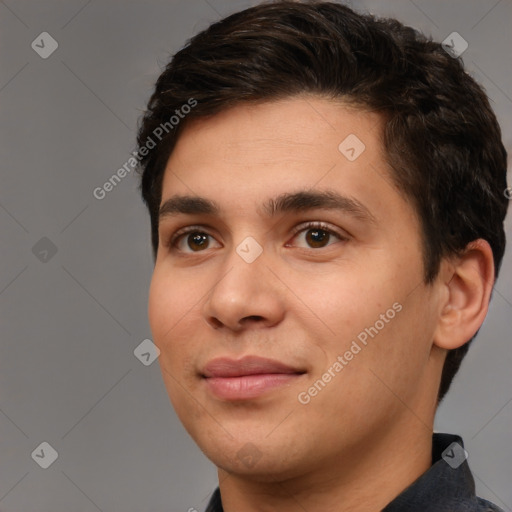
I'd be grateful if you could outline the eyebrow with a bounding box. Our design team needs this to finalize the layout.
[158,189,376,224]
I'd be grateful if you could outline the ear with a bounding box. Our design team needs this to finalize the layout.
[433,239,495,351]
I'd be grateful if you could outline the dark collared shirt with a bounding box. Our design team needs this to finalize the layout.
[204,433,504,511]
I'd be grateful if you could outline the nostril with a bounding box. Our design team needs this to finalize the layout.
[241,315,265,324]
[208,317,223,329]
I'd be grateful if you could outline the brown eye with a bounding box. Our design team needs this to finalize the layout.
[305,228,331,248]
[167,225,223,254]
[291,222,346,250]
[186,232,210,251]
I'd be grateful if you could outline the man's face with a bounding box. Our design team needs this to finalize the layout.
[148,96,445,480]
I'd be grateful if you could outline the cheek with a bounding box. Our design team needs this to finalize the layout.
[148,273,170,345]
[345,293,435,406]
[148,267,196,342]
[148,272,202,413]
[298,268,394,340]
[148,268,207,378]
[304,266,427,376]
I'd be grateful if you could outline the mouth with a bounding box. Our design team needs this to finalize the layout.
[201,355,306,400]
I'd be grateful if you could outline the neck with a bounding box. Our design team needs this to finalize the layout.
[217,423,433,512]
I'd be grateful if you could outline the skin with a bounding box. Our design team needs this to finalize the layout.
[148,96,494,512]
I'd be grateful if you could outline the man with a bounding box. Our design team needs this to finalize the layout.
[135,1,509,510]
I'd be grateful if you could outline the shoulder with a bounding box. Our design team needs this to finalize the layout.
[476,497,505,512]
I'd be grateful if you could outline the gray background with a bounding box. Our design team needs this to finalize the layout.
[0,0,511,511]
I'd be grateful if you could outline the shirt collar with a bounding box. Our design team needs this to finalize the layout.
[205,433,483,512]
[382,432,479,511]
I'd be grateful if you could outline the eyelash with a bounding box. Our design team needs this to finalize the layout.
[289,221,348,248]
[165,221,348,253]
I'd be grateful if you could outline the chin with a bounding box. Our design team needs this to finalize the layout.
[215,455,301,482]
[199,435,310,483]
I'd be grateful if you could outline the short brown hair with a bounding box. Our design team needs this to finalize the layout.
[136,1,509,403]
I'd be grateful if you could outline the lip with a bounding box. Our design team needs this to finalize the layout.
[202,356,303,378]
[201,356,306,400]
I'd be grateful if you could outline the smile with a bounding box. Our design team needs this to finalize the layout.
[201,356,306,400]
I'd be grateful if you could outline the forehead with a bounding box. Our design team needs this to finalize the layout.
[157,95,414,231]
[169,96,383,165]
[162,96,389,189]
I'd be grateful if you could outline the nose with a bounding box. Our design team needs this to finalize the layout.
[202,243,286,331]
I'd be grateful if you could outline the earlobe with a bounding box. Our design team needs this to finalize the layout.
[433,239,495,351]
